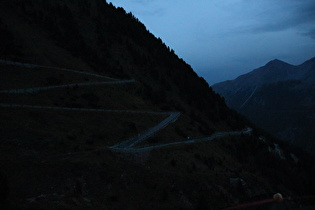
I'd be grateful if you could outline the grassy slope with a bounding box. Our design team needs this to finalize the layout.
[0,0,315,209]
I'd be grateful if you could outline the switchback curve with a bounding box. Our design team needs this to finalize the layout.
[0,60,252,154]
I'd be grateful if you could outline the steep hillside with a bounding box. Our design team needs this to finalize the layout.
[1,0,315,209]
[213,58,315,153]
[0,0,237,128]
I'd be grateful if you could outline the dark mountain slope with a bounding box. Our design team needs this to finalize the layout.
[213,57,315,153]
[0,0,315,209]
[0,0,234,128]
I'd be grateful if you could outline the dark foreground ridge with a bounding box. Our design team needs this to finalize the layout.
[1,0,315,209]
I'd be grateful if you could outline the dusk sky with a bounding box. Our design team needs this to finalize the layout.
[108,0,315,85]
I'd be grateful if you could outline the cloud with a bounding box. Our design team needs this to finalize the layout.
[302,28,315,40]
[247,1,315,33]
[108,0,315,84]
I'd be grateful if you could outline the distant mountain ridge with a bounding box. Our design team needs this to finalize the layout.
[214,57,315,94]
[213,57,315,153]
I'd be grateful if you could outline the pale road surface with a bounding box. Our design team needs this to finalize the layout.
[1,101,251,153]
[0,103,174,115]
[119,128,252,153]
[0,80,135,94]
[0,103,181,152]
[1,60,252,154]
[109,112,180,149]
[239,86,257,109]
[0,59,118,80]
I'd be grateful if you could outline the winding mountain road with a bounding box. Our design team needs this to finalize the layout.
[0,60,252,154]
[116,128,252,153]
[0,80,135,94]
[0,59,117,80]
[109,112,180,149]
